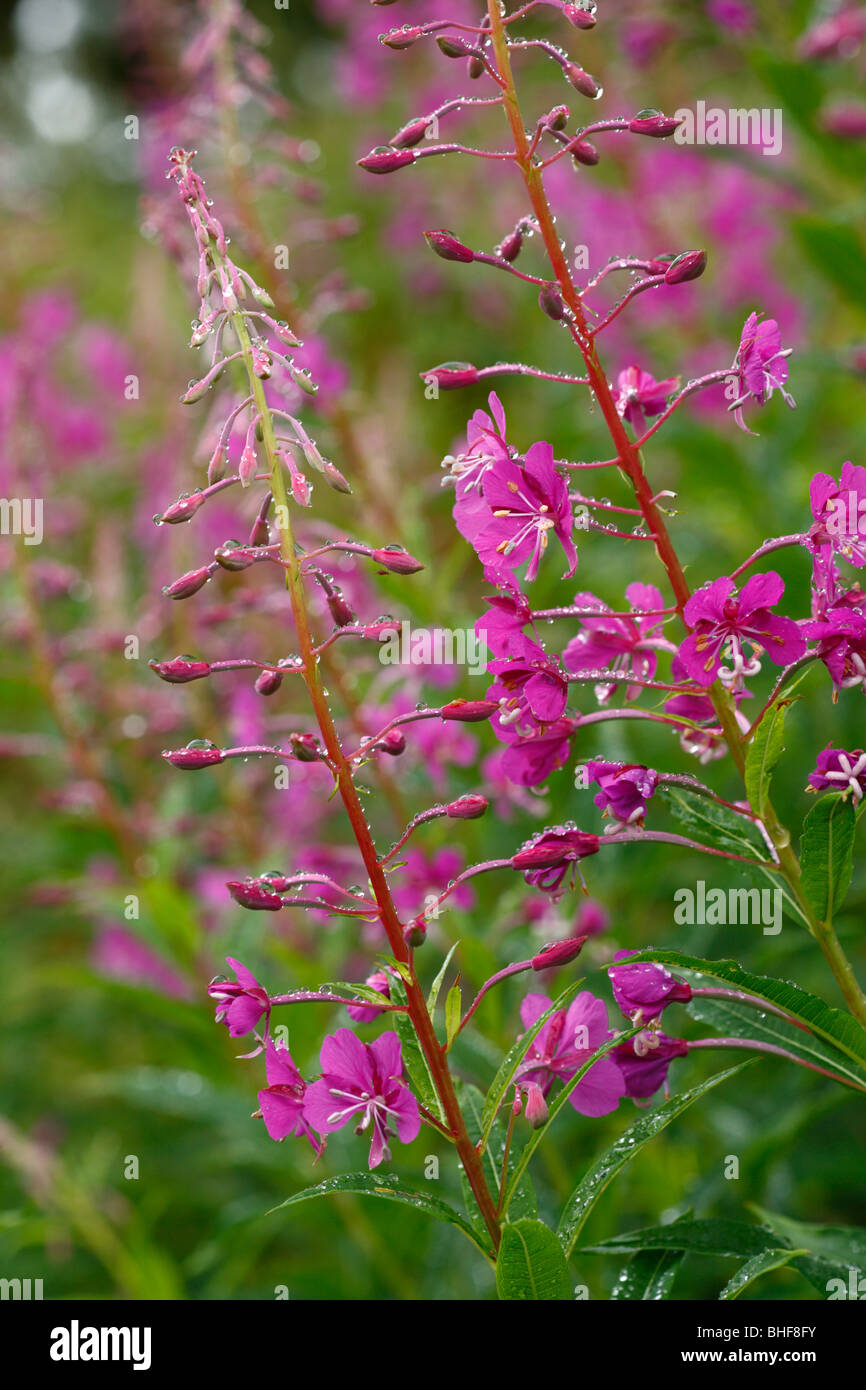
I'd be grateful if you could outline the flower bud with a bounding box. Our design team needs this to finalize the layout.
[255,667,284,696]
[531,935,587,971]
[420,361,481,390]
[149,655,211,684]
[663,249,707,284]
[380,729,406,756]
[403,918,427,948]
[440,698,498,722]
[391,116,432,149]
[495,228,524,262]
[155,492,206,525]
[538,282,566,320]
[327,589,356,627]
[628,111,682,137]
[546,105,570,131]
[239,444,258,487]
[207,443,227,484]
[358,146,417,174]
[522,1082,549,1129]
[436,34,473,58]
[446,794,488,819]
[227,879,284,911]
[162,566,211,599]
[371,545,425,574]
[569,138,599,166]
[215,539,255,570]
[163,739,224,770]
[424,229,475,264]
[563,2,597,27]
[380,26,423,50]
[512,842,571,871]
[321,457,352,494]
[467,54,485,79]
[289,732,321,762]
[564,64,601,99]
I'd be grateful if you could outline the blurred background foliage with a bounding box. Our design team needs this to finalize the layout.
[0,0,864,1299]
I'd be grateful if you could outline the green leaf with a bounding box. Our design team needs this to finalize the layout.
[620,950,866,1078]
[583,1217,777,1260]
[496,1218,572,1300]
[444,984,462,1051]
[612,1248,685,1300]
[480,980,583,1147]
[317,981,391,1007]
[388,974,444,1122]
[659,785,763,858]
[718,1248,807,1301]
[800,794,856,922]
[427,940,460,1016]
[749,1205,866,1273]
[687,994,866,1093]
[744,698,791,819]
[558,1062,754,1257]
[268,1173,492,1258]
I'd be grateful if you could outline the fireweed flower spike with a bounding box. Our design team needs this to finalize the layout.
[303,1030,420,1170]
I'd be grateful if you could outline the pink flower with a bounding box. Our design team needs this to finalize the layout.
[609,953,692,1022]
[587,762,659,829]
[612,365,678,431]
[563,583,667,703]
[512,826,600,894]
[808,462,866,568]
[802,605,866,693]
[488,634,569,729]
[679,572,805,687]
[728,312,795,432]
[613,1032,689,1101]
[304,1030,420,1169]
[808,746,866,803]
[208,957,270,1037]
[257,1040,321,1151]
[472,441,577,583]
[498,720,576,787]
[476,584,533,658]
[515,991,625,1117]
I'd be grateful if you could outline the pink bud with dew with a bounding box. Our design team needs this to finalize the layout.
[436,34,475,59]
[421,362,481,390]
[215,540,255,570]
[564,64,601,98]
[391,116,433,149]
[208,443,227,484]
[327,590,356,627]
[629,111,682,137]
[289,732,321,762]
[664,249,707,284]
[569,138,600,165]
[403,918,427,948]
[539,283,566,320]
[531,935,587,971]
[446,794,489,819]
[227,879,284,911]
[380,729,406,756]
[512,843,571,871]
[155,492,206,525]
[563,2,597,28]
[425,229,476,264]
[255,668,284,696]
[496,228,524,262]
[358,146,417,174]
[546,105,570,131]
[380,26,423,50]
[239,444,258,487]
[440,698,498,722]
[371,545,425,574]
[162,566,211,600]
[149,655,211,684]
[522,1082,549,1129]
[163,740,224,770]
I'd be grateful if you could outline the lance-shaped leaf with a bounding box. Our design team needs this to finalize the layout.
[496,1218,572,1301]
[718,1247,807,1300]
[687,994,866,1093]
[744,697,792,819]
[269,1173,492,1259]
[558,1062,754,1257]
[388,973,444,1122]
[800,794,856,922]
